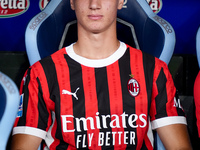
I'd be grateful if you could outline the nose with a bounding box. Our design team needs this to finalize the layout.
[89,0,101,10]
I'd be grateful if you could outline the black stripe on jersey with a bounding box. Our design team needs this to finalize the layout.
[140,142,148,150]
[40,57,60,103]
[155,68,168,119]
[40,57,67,149]
[119,48,137,150]
[142,52,155,113]
[119,48,136,113]
[37,77,49,130]
[64,54,88,148]
[18,68,31,126]
[95,67,113,150]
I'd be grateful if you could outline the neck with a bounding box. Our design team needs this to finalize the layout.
[73,27,120,59]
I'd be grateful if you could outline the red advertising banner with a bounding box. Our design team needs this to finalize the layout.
[0,0,30,18]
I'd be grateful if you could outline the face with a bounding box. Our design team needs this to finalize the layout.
[70,0,124,34]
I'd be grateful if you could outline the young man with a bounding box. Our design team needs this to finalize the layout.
[12,0,192,149]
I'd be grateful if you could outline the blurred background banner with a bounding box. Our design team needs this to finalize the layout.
[0,0,200,96]
[0,0,49,52]
[0,0,200,55]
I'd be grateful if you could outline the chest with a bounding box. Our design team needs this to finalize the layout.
[46,57,154,149]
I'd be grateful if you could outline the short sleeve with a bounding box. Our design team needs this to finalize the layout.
[149,58,186,129]
[13,62,53,139]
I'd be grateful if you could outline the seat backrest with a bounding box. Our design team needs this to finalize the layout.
[0,72,19,150]
[196,26,200,67]
[25,0,175,65]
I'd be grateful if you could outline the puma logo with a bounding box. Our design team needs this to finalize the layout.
[62,87,80,100]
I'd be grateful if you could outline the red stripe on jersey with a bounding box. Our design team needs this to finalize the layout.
[149,65,159,121]
[149,93,157,121]
[107,61,126,150]
[81,65,101,150]
[51,49,76,148]
[161,60,178,117]
[66,145,78,150]
[14,117,19,127]
[26,64,42,127]
[129,46,150,150]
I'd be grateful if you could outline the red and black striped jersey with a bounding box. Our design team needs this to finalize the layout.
[13,42,186,150]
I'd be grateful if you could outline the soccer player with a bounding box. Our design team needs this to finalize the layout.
[11,0,192,149]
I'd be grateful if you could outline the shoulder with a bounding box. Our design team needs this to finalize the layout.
[127,44,167,65]
[32,47,67,68]
[126,44,155,60]
[26,47,67,80]
[126,44,163,66]
[126,44,170,77]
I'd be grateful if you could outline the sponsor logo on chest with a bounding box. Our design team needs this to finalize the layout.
[61,112,147,148]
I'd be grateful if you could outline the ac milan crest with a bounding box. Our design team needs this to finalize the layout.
[127,78,140,97]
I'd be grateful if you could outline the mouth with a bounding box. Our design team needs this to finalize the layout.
[88,15,103,20]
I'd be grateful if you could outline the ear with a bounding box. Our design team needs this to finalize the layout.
[70,0,75,10]
[118,0,124,10]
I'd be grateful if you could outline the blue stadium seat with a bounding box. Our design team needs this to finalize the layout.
[25,0,176,149]
[196,26,200,67]
[0,72,19,150]
[25,0,175,66]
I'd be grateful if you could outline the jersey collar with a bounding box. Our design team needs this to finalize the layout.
[65,41,127,68]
